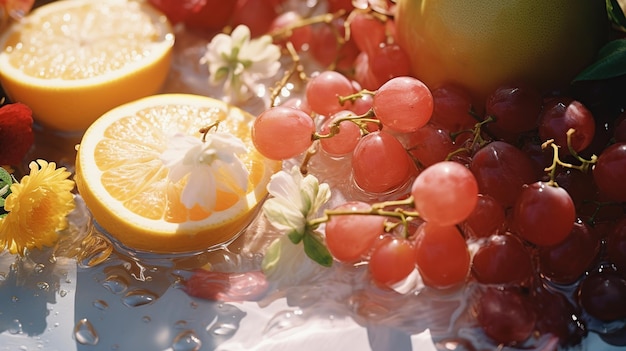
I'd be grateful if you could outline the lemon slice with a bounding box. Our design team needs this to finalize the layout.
[75,94,282,253]
[0,0,175,132]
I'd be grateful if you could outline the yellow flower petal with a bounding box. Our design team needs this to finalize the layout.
[0,159,75,255]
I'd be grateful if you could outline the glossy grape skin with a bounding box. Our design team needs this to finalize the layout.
[231,0,278,37]
[475,286,536,345]
[372,76,434,133]
[512,181,576,246]
[401,123,456,168]
[485,84,542,132]
[369,44,412,84]
[269,11,313,52]
[538,97,596,153]
[251,106,315,160]
[593,142,626,202]
[368,236,416,287]
[309,18,360,72]
[607,218,626,274]
[470,141,537,208]
[351,131,413,194]
[578,270,626,322]
[412,161,478,226]
[414,223,470,289]
[471,233,533,285]
[532,286,587,346]
[305,70,355,117]
[537,219,600,285]
[319,110,362,156]
[464,194,505,238]
[349,11,386,55]
[429,84,477,133]
[325,201,386,263]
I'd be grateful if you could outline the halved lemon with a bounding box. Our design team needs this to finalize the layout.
[0,0,175,132]
[74,94,282,254]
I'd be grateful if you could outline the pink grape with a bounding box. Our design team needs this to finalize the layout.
[351,131,414,194]
[319,110,362,156]
[305,70,355,116]
[325,201,386,263]
[411,161,478,226]
[252,106,315,160]
[372,76,434,133]
[369,236,416,287]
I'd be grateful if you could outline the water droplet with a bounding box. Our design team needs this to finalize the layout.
[171,330,202,351]
[122,289,157,307]
[78,234,113,268]
[33,263,45,274]
[262,309,306,337]
[142,316,152,323]
[92,300,109,311]
[8,319,23,334]
[174,320,188,329]
[37,282,50,291]
[101,275,128,294]
[189,301,198,309]
[0,272,6,281]
[210,323,237,337]
[12,296,19,302]
[59,290,68,297]
[73,319,99,346]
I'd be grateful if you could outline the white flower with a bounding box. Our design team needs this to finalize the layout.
[201,25,281,103]
[262,166,331,238]
[159,132,249,210]
[261,235,328,287]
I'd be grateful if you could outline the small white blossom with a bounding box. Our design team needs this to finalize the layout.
[160,132,249,210]
[201,24,281,103]
[262,166,331,238]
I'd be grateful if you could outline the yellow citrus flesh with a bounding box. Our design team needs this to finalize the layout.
[74,94,282,254]
[0,0,174,132]
[395,0,609,105]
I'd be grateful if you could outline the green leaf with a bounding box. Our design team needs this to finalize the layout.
[0,168,12,202]
[287,230,304,244]
[573,39,626,82]
[607,0,626,32]
[302,230,333,267]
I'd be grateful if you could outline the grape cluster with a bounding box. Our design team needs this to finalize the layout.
[154,0,626,348]
[252,66,626,347]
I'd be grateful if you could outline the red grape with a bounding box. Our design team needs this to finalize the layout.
[464,194,505,238]
[578,269,626,322]
[368,236,415,287]
[414,222,470,289]
[429,84,477,133]
[475,286,536,345]
[537,219,600,284]
[231,0,278,37]
[351,131,413,194]
[484,83,543,135]
[538,97,596,154]
[471,233,533,285]
[325,201,385,263]
[607,218,626,274]
[252,106,315,160]
[401,123,456,168]
[372,76,433,133]
[411,161,478,226]
[369,43,411,84]
[592,142,626,202]
[470,141,537,208]
[512,181,576,246]
[184,0,237,32]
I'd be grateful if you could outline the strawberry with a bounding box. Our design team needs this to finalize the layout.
[0,102,34,166]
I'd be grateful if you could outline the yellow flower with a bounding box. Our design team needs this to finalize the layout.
[0,159,75,255]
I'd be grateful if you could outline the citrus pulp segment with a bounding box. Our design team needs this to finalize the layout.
[74,94,282,253]
[0,0,175,132]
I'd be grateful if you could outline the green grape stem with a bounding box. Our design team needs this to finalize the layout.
[313,109,379,140]
[308,196,419,238]
[542,128,597,186]
[446,116,495,160]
